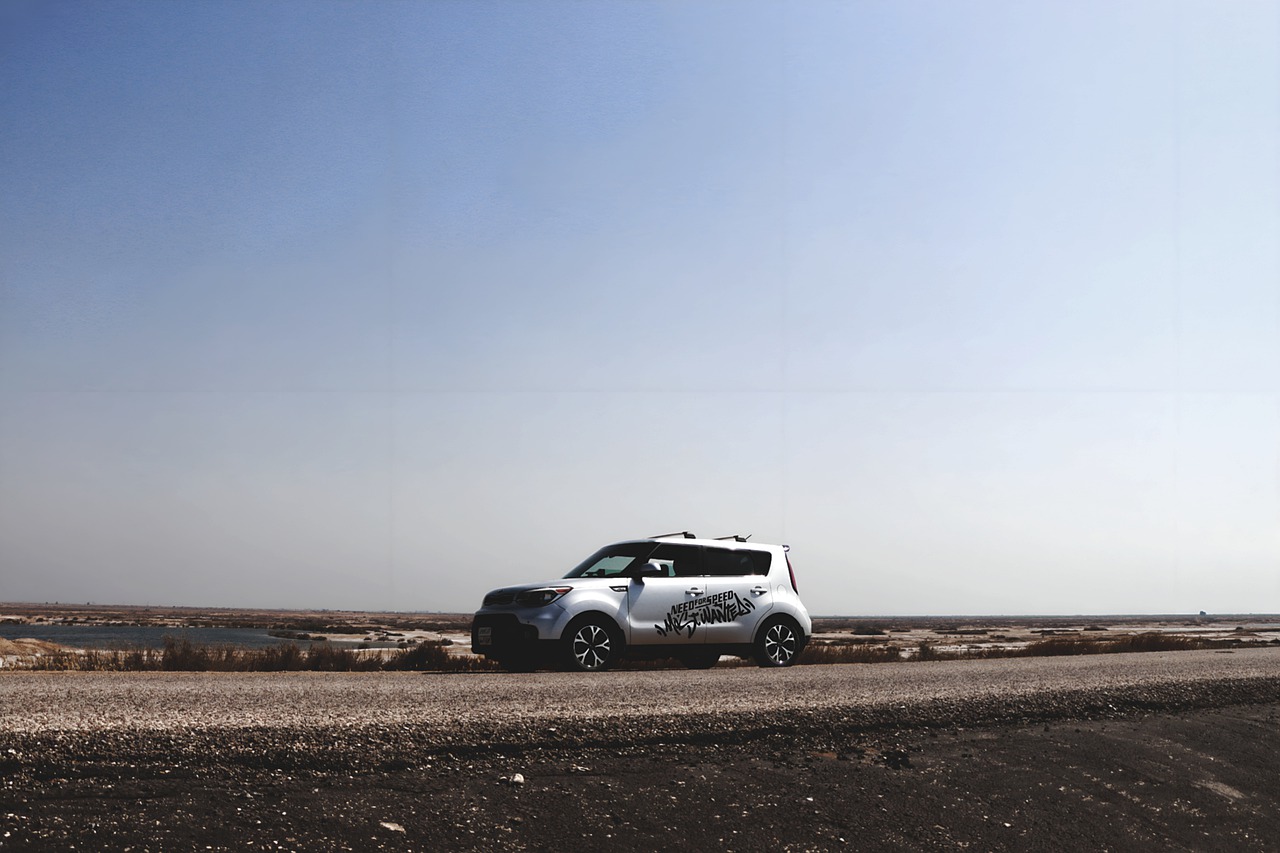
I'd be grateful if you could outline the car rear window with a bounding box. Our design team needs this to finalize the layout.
[564,542,772,578]
[703,548,771,577]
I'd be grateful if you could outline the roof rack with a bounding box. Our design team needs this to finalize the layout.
[649,532,754,542]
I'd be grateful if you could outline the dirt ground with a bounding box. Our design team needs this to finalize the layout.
[3,610,1277,850]
[2,701,1277,851]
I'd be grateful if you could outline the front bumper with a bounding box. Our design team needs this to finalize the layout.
[471,613,537,653]
[471,606,568,657]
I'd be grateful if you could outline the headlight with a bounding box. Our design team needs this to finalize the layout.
[515,587,572,607]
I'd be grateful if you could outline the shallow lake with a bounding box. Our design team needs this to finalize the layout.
[0,624,320,650]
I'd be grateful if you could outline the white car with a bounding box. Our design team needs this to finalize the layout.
[471,533,812,671]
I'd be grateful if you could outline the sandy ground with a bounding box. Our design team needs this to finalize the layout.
[2,648,1279,850]
[0,641,60,661]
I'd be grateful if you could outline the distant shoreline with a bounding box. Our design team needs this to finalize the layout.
[3,601,1278,627]
[3,603,1277,669]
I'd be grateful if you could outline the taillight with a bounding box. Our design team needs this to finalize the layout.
[786,553,798,593]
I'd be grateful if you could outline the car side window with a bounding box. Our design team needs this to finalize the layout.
[649,543,704,577]
[565,543,660,578]
[703,549,771,577]
[643,558,676,577]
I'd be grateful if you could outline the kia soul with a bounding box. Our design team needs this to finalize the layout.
[470,533,812,671]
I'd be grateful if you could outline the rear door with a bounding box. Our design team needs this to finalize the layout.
[700,547,775,645]
[625,543,707,646]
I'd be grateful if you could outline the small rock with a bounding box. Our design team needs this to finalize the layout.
[380,822,405,833]
[511,773,525,786]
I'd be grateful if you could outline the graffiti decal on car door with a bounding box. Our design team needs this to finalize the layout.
[655,590,756,638]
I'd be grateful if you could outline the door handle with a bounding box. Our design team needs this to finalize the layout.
[750,586,768,595]
[686,587,705,596]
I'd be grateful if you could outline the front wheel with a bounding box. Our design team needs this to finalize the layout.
[754,617,803,667]
[563,616,621,672]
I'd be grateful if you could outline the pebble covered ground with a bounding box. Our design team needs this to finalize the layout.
[2,648,1279,850]
[5,647,1280,734]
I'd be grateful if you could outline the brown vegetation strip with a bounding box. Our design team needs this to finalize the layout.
[6,636,496,673]
[4,631,1269,673]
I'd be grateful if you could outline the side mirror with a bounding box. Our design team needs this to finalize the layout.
[634,561,666,581]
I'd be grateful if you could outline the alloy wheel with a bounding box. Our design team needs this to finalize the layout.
[763,622,797,665]
[572,623,612,670]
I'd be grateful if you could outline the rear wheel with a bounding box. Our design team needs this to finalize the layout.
[563,616,621,672]
[754,617,803,667]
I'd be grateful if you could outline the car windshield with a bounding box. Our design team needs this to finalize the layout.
[563,542,659,578]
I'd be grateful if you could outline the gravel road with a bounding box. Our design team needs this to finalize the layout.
[3,648,1279,740]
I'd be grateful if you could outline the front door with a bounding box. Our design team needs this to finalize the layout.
[625,543,707,646]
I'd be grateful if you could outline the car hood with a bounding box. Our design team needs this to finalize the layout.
[486,577,621,595]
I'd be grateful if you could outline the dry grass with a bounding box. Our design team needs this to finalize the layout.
[1020,632,1214,656]
[919,632,1224,661]
[798,641,902,665]
[4,631,1254,673]
[8,636,498,673]
[796,632,1235,666]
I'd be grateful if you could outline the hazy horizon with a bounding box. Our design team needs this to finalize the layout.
[3,2,1278,616]
[5,600,1280,622]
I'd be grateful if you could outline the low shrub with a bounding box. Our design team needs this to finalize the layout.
[915,640,945,661]
[2,629,1240,673]
[1021,636,1099,657]
[1115,632,1210,653]
[305,644,382,672]
[8,636,447,673]
[384,641,497,672]
[1020,632,1214,657]
[798,642,901,665]
[161,637,211,671]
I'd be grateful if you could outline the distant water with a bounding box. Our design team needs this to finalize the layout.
[0,624,316,650]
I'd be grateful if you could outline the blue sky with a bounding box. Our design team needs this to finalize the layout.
[2,1,1277,614]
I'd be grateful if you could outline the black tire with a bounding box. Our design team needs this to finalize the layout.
[563,616,622,672]
[754,616,803,667]
[680,649,722,670]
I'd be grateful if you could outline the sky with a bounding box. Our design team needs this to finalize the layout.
[1,1,1278,616]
